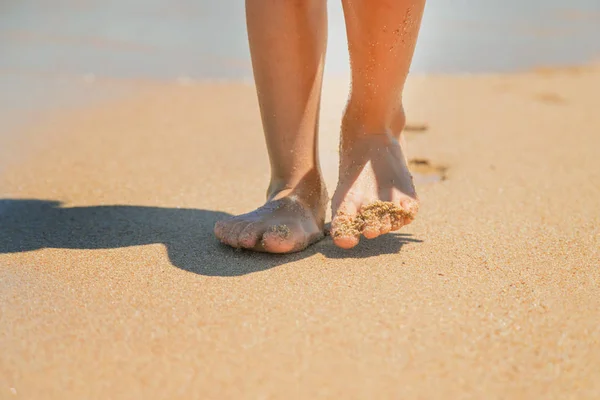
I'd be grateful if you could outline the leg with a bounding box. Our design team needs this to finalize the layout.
[214,0,328,253]
[331,0,425,249]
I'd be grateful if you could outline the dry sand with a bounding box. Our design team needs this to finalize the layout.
[1,66,599,399]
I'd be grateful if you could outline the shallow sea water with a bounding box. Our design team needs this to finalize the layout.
[1,0,599,81]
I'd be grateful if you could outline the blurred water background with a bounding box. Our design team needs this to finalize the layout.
[0,0,599,132]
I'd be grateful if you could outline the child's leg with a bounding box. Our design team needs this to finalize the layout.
[331,0,425,249]
[214,0,328,253]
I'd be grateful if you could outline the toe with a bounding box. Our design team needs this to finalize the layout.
[360,205,384,239]
[379,214,392,235]
[390,214,405,231]
[333,235,360,249]
[400,198,419,226]
[226,220,251,248]
[331,200,362,249]
[402,198,419,216]
[362,220,381,239]
[261,224,304,253]
[388,199,419,231]
[214,218,233,242]
[331,213,361,249]
[238,222,264,249]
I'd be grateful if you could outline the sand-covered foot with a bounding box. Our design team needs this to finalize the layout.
[331,132,419,249]
[214,184,327,254]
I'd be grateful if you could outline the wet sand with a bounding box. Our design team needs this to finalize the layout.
[1,66,600,398]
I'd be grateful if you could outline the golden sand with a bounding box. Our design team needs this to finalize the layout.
[1,67,599,398]
[332,201,416,238]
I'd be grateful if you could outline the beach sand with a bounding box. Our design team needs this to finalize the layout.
[1,66,599,399]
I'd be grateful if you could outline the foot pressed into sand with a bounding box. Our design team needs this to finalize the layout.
[331,131,419,249]
[214,181,327,254]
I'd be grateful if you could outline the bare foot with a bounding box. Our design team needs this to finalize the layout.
[331,131,419,249]
[214,179,327,254]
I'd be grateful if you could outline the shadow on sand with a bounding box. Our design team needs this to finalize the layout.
[0,199,422,276]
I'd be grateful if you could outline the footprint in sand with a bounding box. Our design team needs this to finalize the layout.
[403,121,447,185]
[535,92,567,105]
[409,158,447,185]
[404,123,429,133]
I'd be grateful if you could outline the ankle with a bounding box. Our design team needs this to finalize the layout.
[267,170,327,205]
[341,102,406,138]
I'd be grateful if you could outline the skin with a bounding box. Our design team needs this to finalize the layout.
[214,0,425,253]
